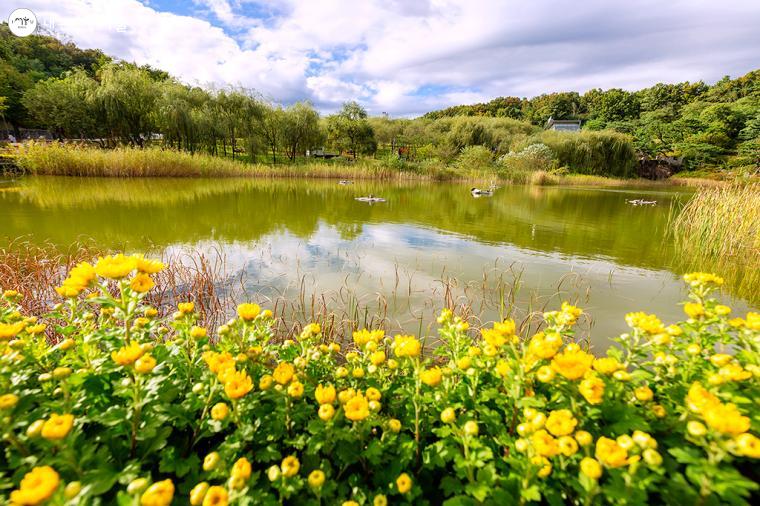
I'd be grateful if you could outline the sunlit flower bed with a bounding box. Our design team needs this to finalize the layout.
[1,257,758,505]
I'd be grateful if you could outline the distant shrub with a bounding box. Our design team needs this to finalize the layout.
[499,143,556,173]
[454,145,493,172]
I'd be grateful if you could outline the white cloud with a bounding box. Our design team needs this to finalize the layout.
[19,0,760,116]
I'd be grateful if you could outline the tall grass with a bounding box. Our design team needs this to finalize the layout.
[10,142,726,188]
[13,142,447,180]
[671,184,759,304]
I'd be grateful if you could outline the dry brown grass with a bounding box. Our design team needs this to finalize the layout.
[0,242,588,344]
[670,184,760,304]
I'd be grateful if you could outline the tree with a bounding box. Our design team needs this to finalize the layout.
[524,92,583,125]
[96,64,161,146]
[22,70,101,140]
[257,105,285,164]
[327,101,376,159]
[282,102,322,160]
[0,23,109,134]
[583,88,640,122]
[214,89,258,160]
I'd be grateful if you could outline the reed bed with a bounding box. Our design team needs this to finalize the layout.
[9,142,727,187]
[13,143,448,180]
[670,184,760,304]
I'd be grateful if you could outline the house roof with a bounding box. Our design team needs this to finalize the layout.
[545,117,582,129]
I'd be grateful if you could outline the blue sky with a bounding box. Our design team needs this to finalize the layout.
[14,0,760,116]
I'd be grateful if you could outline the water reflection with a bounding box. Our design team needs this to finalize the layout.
[0,176,751,348]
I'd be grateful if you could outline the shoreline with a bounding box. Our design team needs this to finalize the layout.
[5,142,732,188]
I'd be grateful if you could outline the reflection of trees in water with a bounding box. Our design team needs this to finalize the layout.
[3,176,691,273]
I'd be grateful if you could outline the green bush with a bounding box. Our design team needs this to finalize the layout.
[537,130,637,177]
[499,143,557,174]
[454,145,493,172]
[0,261,759,505]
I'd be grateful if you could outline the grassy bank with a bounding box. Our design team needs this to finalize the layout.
[9,142,722,187]
[670,184,759,303]
[13,142,433,180]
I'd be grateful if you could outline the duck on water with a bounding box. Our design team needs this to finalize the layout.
[355,194,386,203]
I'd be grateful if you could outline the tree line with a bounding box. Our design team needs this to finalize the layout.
[423,74,760,170]
[2,23,757,172]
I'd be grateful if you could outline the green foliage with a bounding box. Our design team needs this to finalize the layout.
[0,266,758,505]
[537,130,637,177]
[0,23,109,130]
[583,88,641,122]
[21,70,101,140]
[282,102,323,161]
[326,102,376,158]
[454,145,493,172]
[4,26,759,174]
[499,143,556,174]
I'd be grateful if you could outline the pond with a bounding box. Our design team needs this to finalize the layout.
[0,176,751,348]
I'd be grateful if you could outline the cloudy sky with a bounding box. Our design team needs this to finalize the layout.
[14,0,760,116]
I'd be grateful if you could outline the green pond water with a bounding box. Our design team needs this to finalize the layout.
[0,176,751,347]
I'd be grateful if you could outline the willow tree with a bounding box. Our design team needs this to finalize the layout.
[326,101,376,159]
[21,69,102,140]
[282,101,322,161]
[257,104,285,163]
[96,64,160,146]
[156,82,211,153]
[214,89,259,160]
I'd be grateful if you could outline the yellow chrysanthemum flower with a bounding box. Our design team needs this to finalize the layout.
[134,354,157,374]
[130,273,155,293]
[396,473,412,494]
[593,357,622,375]
[595,437,629,468]
[683,302,705,319]
[41,413,74,440]
[531,429,559,457]
[273,362,295,385]
[95,254,138,279]
[224,371,253,400]
[140,479,174,506]
[281,456,300,478]
[0,321,26,340]
[344,394,370,421]
[579,375,605,404]
[545,409,578,437]
[135,256,165,274]
[369,350,386,365]
[237,303,261,321]
[112,341,144,366]
[231,457,252,480]
[353,328,385,347]
[10,466,60,506]
[683,272,723,287]
[734,433,760,459]
[624,312,665,334]
[315,384,336,405]
[393,335,421,358]
[0,393,19,409]
[419,366,442,386]
[308,470,325,489]
[580,457,602,479]
[551,345,594,380]
[202,486,227,506]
